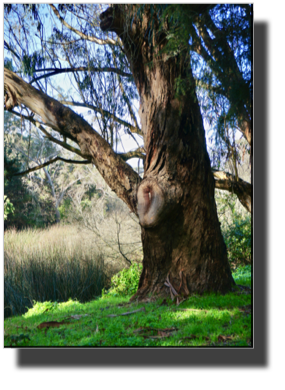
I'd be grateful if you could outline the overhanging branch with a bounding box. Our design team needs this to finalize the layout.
[11,156,91,178]
[10,110,86,159]
[213,169,251,213]
[30,66,132,84]
[50,4,117,46]
[119,148,146,162]
[62,100,142,135]
[4,68,141,213]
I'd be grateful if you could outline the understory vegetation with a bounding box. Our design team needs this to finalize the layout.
[4,264,251,347]
[4,217,252,347]
[4,162,252,346]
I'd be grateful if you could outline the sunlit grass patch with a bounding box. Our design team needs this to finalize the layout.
[4,281,252,347]
[233,265,252,285]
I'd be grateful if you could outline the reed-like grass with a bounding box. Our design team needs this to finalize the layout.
[4,225,109,318]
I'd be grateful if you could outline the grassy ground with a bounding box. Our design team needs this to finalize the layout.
[4,225,119,318]
[4,225,252,347]
[4,267,252,347]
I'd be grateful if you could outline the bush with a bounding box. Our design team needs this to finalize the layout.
[4,196,14,220]
[102,262,143,297]
[232,265,252,286]
[222,215,251,267]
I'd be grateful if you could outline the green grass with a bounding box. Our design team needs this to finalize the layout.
[4,266,252,347]
[4,226,252,347]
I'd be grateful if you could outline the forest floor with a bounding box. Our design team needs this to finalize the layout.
[4,269,252,347]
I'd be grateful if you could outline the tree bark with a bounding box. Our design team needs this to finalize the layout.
[213,170,252,213]
[4,5,236,300]
[4,67,141,214]
[100,5,235,299]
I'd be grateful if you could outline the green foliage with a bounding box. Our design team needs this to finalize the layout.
[4,58,14,71]
[58,198,72,220]
[215,190,251,267]
[102,263,143,297]
[232,265,251,286]
[21,51,44,77]
[4,146,35,229]
[223,215,251,267]
[25,300,60,316]
[4,114,69,228]
[80,199,92,210]
[4,266,251,347]
[4,196,15,220]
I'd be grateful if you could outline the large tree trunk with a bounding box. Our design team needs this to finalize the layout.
[4,5,235,302]
[100,5,235,299]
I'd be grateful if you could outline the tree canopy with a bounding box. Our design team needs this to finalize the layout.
[4,4,252,214]
[4,4,253,299]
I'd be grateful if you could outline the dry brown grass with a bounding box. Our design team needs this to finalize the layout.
[4,225,110,318]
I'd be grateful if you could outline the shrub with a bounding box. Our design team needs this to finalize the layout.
[4,195,15,220]
[232,265,252,286]
[222,215,251,267]
[102,262,143,297]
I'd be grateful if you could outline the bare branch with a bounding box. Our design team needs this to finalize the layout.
[4,68,141,213]
[4,40,21,61]
[30,66,132,84]
[11,156,91,178]
[49,4,117,46]
[62,100,142,135]
[115,218,132,265]
[10,110,86,159]
[119,148,146,162]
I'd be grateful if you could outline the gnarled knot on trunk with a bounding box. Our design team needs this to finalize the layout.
[137,179,164,228]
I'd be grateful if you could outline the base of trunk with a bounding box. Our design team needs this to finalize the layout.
[130,205,235,302]
[130,277,236,305]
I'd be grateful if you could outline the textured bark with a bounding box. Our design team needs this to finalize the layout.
[4,5,236,301]
[4,68,141,214]
[100,5,235,299]
[213,170,252,213]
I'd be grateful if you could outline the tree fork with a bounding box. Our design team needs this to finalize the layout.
[4,67,141,213]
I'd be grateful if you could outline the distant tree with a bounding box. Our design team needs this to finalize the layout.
[4,147,35,229]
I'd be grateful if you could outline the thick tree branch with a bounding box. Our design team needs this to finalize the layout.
[119,148,146,162]
[195,12,252,146]
[213,169,251,213]
[4,68,141,213]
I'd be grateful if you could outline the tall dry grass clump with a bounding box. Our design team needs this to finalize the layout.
[4,225,108,318]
